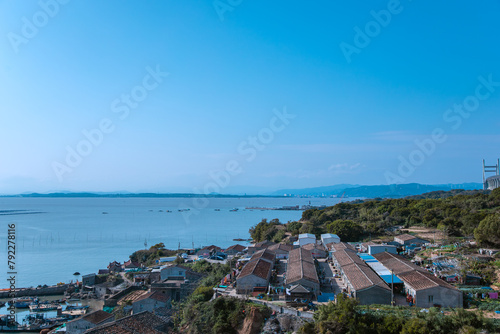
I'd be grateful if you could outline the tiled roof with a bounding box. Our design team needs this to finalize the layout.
[302,243,326,251]
[342,263,390,292]
[254,240,276,248]
[332,249,364,267]
[251,249,276,263]
[76,310,113,325]
[398,270,459,291]
[225,244,245,252]
[372,252,426,275]
[136,291,171,304]
[238,258,272,280]
[268,243,293,253]
[286,248,319,284]
[332,242,356,252]
[85,311,170,334]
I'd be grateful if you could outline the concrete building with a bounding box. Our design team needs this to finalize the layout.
[66,310,114,334]
[398,270,463,308]
[285,248,320,295]
[368,244,398,255]
[224,244,246,256]
[294,233,316,247]
[321,233,340,247]
[132,291,171,314]
[236,258,273,294]
[331,249,391,305]
[82,274,96,287]
[394,234,429,246]
[373,252,462,308]
[160,265,203,281]
[341,262,392,305]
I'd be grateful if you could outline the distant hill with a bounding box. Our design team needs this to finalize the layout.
[271,182,483,198]
[269,184,359,196]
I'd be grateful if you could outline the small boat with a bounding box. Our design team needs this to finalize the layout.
[229,208,238,212]
[9,297,36,309]
[29,303,62,312]
[214,209,220,211]
[102,212,108,214]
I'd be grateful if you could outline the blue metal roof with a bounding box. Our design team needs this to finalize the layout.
[358,253,402,284]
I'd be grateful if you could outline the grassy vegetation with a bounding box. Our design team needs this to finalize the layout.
[300,294,499,334]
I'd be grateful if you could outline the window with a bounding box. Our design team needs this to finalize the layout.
[428,295,433,302]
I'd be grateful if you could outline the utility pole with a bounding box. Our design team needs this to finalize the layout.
[391,269,394,306]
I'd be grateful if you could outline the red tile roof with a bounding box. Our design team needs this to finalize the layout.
[286,248,319,284]
[332,249,364,267]
[251,249,276,263]
[225,244,246,252]
[341,263,390,291]
[268,243,293,253]
[398,270,459,291]
[331,242,356,252]
[78,310,114,325]
[238,258,272,280]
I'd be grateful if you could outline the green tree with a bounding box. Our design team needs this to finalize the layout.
[326,220,363,241]
[474,214,500,247]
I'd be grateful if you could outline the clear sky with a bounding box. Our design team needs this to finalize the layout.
[1,0,499,194]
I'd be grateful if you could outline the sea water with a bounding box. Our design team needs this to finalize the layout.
[0,196,350,288]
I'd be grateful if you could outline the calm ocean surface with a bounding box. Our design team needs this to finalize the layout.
[0,197,352,288]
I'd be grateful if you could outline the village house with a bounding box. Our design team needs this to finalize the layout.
[394,234,429,246]
[268,243,293,259]
[132,290,171,314]
[294,233,316,247]
[321,233,340,247]
[302,243,328,258]
[224,244,246,256]
[368,244,398,255]
[196,245,222,257]
[331,249,391,305]
[107,261,122,274]
[160,264,204,282]
[285,248,320,296]
[250,248,276,265]
[254,240,276,249]
[123,260,141,271]
[236,258,273,294]
[133,273,151,285]
[82,273,96,287]
[373,252,463,308]
[66,310,114,334]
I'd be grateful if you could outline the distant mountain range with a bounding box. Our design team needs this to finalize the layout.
[270,183,483,198]
[1,183,484,199]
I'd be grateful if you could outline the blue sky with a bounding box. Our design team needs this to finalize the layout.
[0,0,499,194]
